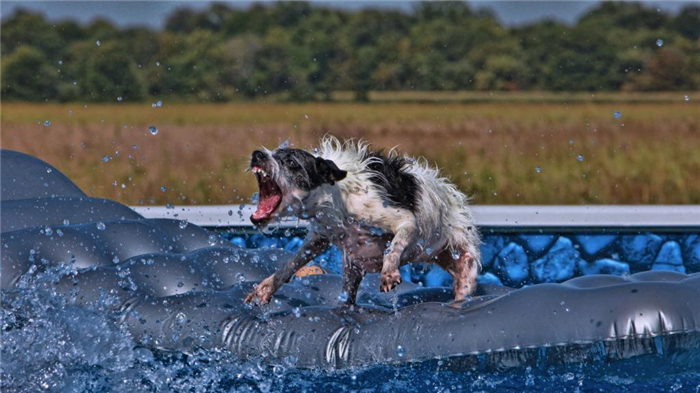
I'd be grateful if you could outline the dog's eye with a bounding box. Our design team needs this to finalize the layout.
[286,160,300,169]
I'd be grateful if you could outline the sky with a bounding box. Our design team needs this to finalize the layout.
[1,1,695,29]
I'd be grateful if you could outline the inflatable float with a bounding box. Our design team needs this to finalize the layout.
[2,149,700,370]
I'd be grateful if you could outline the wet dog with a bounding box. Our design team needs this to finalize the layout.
[244,137,481,305]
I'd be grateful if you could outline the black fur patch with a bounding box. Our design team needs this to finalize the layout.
[364,150,420,212]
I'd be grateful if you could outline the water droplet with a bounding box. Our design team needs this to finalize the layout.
[426,247,434,255]
[112,256,120,264]
[156,100,163,107]
[43,120,51,127]
[160,186,167,192]
[166,203,174,209]
[56,229,63,237]
[279,140,291,149]
[149,126,158,135]
[656,39,664,47]
[117,96,123,102]
[577,155,584,162]
[46,168,53,173]
[63,219,70,226]
[337,291,349,303]
[96,222,106,230]
[156,61,161,66]
[102,155,111,163]
[304,114,310,119]
[175,312,187,323]
[535,166,542,173]
[451,250,461,260]
[293,307,301,318]
[396,345,405,357]
[685,95,690,102]
[95,40,101,46]
[44,227,53,236]
[208,234,218,245]
[179,220,188,229]
[613,111,621,119]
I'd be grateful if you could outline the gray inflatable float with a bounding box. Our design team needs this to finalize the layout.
[2,149,699,370]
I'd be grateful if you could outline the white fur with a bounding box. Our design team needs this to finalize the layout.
[312,136,481,269]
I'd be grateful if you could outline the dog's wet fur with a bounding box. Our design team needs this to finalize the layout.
[245,137,481,306]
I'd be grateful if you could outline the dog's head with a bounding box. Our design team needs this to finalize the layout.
[249,147,347,227]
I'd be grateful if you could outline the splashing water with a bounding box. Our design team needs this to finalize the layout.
[2,256,699,392]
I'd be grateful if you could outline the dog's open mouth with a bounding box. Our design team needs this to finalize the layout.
[251,166,282,223]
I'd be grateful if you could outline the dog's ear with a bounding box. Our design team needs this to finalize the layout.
[316,157,347,185]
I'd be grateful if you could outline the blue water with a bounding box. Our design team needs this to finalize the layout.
[3,232,700,392]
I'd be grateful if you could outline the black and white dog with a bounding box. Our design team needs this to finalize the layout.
[244,137,481,305]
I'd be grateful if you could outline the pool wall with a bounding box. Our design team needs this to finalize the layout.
[134,205,700,288]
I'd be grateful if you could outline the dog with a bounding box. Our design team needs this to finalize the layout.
[244,137,481,306]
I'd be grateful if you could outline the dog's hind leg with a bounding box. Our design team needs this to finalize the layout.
[380,218,417,292]
[435,247,478,303]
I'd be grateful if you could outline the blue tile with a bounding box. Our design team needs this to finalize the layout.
[531,237,579,283]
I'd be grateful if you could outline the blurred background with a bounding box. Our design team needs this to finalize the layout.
[1,1,699,206]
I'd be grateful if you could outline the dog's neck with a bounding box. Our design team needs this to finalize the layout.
[297,183,353,235]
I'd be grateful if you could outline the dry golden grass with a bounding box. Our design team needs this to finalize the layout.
[2,100,699,206]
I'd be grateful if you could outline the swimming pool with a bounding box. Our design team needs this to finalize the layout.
[2,150,700,392]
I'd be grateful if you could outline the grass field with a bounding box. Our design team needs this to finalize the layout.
[2,97,699,206]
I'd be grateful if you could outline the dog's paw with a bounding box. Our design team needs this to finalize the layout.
[379,269,402,293]
[244,276,277,305]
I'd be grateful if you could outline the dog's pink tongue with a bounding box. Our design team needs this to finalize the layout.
[252,194,282,220]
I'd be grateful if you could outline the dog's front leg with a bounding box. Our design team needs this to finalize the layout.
[341,254,364,305]
[245,232,330,305]
[380,219,417,292]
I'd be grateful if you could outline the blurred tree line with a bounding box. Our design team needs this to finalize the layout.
[2,2,699,102]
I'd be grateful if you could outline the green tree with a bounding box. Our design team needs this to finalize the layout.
[79,41,145,101]
[1,46,59,101]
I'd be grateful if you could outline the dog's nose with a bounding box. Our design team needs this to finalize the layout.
[252,150,266,162]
